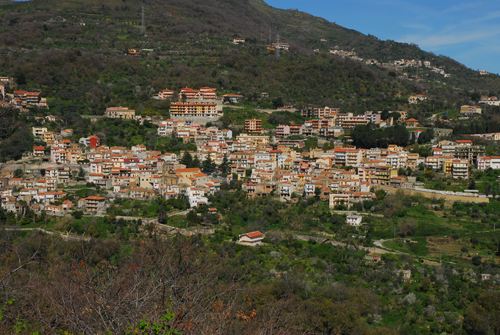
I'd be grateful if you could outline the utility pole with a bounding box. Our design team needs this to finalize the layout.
[268,28,271,45]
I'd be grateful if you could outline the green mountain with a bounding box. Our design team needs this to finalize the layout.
[0,0,499,115]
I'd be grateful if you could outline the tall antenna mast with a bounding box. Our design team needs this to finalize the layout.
[269,28,271,45]
[141,5,145,34]
[276,31,280,58]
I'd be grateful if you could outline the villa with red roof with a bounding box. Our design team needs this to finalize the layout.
[406,118,419,127]
[239,231,265,245]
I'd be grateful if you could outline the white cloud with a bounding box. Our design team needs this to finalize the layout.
[464,11,500,23]
[402,23,433,31]
[400,30,500,49]
[445,1,492,12]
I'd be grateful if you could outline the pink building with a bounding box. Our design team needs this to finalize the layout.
[157,89,174,99]
[199,87,217,100]
[179,87,200,100]
[276,124,290,137]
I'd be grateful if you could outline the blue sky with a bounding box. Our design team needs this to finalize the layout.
[266,0,500,75]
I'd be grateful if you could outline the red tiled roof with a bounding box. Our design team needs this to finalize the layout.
[175,168,202,173]
[246,231,263,238]
[86,196,106,200]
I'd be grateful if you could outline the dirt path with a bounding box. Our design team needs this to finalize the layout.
[3,227,91,241]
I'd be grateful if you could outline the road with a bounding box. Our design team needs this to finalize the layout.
[293,233,400,255]
[225,105,297,114]
[3,227,91,241]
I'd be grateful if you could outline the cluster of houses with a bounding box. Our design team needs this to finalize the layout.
[243,108,415,138]
[460,105,482,119]
[234,139,480,210]
[0,86,48,111]
[479,96,500,107]
[322,52,450,78]
[0,113,491,219]
[408,94,427,104]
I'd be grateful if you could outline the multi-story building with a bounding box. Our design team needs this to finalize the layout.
[460,105,482,117]
[33,146,45,157]
[50,146,67,163]
[452,160,469,179]
[25,92,41,105]
[79,196,106,212]
[435,140,484,165]
[364,112,382,124]
[154,89,175,100]
[199,87,217,100]
[105,107,136,119]
[477,156,500,170]
[157,124,168,136]
[170,102,221,118]
[179,87,200,100]
[346,149,363,167]
[301,106,339,118]
[13,90,46,108]
[276,124,290,137]
[245,119,263,133]
[341,117,370,130]
[42,132,55,144]
[32,127,48,138]
[479,96,500,106]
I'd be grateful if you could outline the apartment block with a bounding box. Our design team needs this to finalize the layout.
[245,118,263,133]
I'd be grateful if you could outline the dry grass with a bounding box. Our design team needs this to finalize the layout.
[427,237,464,254]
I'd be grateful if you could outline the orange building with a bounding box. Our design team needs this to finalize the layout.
[245,118,263,133]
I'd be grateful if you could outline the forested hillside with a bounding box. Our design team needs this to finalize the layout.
[0,0,499,117]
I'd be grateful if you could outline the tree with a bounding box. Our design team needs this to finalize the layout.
[0,126,34,162]
[417,128,434,144]
[14,169,23,178]
[0,105,20,140]
[382,193,405,218]
[78,166,85,180]
[468,179,476,190]
[272,97,284,109]
[485,183,492,196]
[219,154,231,174]
[201,155,216,174]
[180,152,193,168]
[186,210,201,225]
[314,186,321,199]
[471,255,482,266]
[397,218,417,237]
[192,155,201,169]
[464,291,500,335]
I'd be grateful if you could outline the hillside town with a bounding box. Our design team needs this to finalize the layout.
[1,81,498,217]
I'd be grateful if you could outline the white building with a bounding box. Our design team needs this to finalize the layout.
[346,215,362,226]
[238,231,264,245]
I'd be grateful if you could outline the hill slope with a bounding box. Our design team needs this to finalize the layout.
[0,0,499,116]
